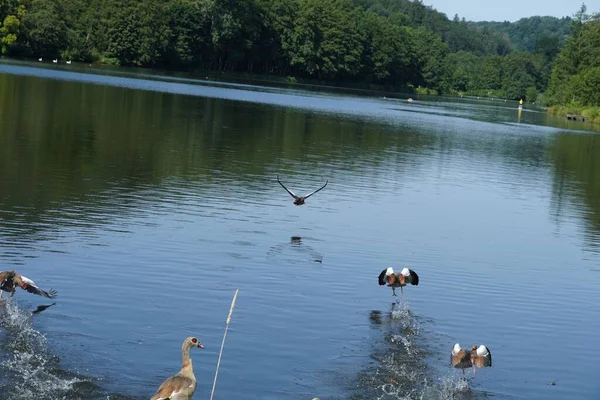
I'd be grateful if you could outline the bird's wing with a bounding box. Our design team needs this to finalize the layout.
[277,176,297,198]
[408,269,419,285]
[474,345,492,367]
[151,375,195,400]
[451,347,471,368]
[378,269,388,285]
[400,268,419,285]
[18,275,57,298]
[303,180,328,199]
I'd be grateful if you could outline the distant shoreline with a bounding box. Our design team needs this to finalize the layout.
[547,105,600,124]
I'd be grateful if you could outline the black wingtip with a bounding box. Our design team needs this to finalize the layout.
[410,269,419,286]
[378,269,387,285]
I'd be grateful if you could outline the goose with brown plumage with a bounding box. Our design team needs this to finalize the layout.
[451,343,492,375]
[150,337,205,400]
[0,270,57,301]
[277,175,328,206]
[378,267,419,296]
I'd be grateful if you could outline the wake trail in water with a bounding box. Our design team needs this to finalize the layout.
[357,300,477,400]
[0,302,129,400]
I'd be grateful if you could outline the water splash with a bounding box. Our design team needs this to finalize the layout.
[0,301,95,400]
[356,301,483,400]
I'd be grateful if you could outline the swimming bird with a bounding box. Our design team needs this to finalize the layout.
[0,270,57,300]
[38,57,42,61]
[66,60,72,64]
[378,267,419,296]
[277,175,328,206]
[151,336,205,400]
[451,343,492,375]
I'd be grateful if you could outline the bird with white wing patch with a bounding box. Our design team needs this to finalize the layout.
[0,270,57,301]
[451,343,492,376]
[377,266,419,296]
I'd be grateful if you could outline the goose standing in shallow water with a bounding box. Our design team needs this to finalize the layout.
[0,270,57,301]
[451,343,492,375]
[151,337,205,400]
[277,175,328,206]
[378,267,419,296]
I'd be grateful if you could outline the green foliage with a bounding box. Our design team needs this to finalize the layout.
[0,14,19,53]
[546,6,600,107]
[526,86,538,102]
[468,16,572,52]
[0,0,574,96]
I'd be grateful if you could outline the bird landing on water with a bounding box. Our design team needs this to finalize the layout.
[378,267,419,296]
[451,343,492,376]
[0,270,57,301]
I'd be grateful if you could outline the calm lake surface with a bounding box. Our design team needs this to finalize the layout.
[1,59,599,400]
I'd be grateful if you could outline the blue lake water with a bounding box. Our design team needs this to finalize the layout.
[0,59,599,400]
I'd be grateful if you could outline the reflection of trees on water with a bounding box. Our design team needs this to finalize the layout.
[549,133,600,254]
[0,73,435,244]
[2,72,600,256]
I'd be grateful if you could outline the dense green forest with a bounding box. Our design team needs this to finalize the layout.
[0,0,588,103]
[468,16,572,52]
[544,5,600,117]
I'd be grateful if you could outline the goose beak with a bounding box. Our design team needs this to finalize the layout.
[198,343,205,349]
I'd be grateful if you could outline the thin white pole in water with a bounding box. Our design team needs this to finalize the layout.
[210,289,239,400]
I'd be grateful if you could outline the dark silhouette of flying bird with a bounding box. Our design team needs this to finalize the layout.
[451,343,492,375]
[378,267,419,296]
[277,175,328,206]
[0,270,57,300]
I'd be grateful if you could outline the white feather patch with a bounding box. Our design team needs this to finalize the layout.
[400,268,410,276]
[20,275,36,286]
[386,267,394,276]
[476,345,489,357]
[452,343,461,355]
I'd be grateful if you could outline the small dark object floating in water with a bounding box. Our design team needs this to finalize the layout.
[32,302,56,314]
[277,175,328,206]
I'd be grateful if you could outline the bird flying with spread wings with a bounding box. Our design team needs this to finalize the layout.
[378,267,419,296]
[451,343,492,375]
[0,270,57,300]
[277,175,328,206]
